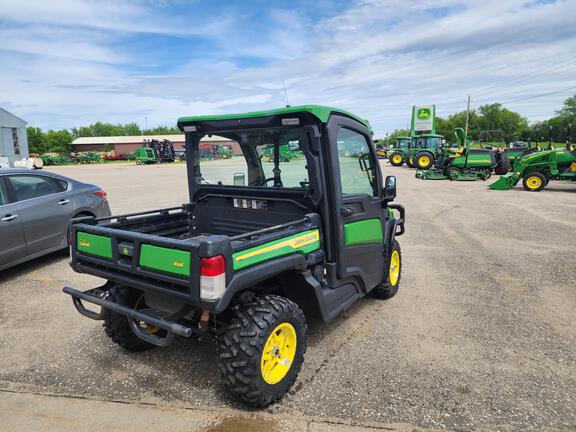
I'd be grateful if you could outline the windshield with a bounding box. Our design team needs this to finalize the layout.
[396,138,411,148]
[193,126,308,188]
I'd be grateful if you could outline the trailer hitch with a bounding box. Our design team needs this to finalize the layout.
[63,285,199,347]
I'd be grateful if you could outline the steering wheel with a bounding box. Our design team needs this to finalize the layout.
[261,177,283,187]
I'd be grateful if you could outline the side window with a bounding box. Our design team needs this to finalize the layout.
[54,178,69,192]
[0,179,8,205]
[8,175,57,201]
[336,128,376,196]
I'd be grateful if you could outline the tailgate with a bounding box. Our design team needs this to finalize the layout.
[70,222,206,302]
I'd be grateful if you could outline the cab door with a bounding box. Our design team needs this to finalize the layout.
[326,116,385,291]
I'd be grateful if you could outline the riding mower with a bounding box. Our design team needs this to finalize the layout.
[490,127,576,191]
[416,128,507,181]
[388,136,413,166]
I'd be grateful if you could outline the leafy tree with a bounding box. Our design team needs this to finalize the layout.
[27,127,46,154]
[44,130,73,153]
[476,103,529,142]
[72,122,142,137]
[143,125,180,135]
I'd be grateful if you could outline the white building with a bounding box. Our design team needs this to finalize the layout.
[0,108,29,167]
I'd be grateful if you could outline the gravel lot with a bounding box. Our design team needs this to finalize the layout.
[1,161,575,431]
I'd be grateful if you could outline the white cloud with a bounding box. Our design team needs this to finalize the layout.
[1,0,575,136]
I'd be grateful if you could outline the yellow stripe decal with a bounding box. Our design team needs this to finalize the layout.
[235,231,320,262]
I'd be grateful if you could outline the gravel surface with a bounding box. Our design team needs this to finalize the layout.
[1,161,575,431]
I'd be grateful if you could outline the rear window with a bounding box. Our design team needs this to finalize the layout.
[195,127,308,188]
[8,175,57,201]
[0,180,7,205]
[54,178,68,192]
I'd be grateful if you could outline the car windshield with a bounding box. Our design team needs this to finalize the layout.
[194,126,308,188]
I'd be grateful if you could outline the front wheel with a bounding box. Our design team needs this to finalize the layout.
[522,172,546,192]
[372,240,402,299]
[414,152,434,170]
[389,152,404,166]
[217,294,307,407]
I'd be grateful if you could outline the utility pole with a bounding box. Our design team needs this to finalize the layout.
[464,95,471,136]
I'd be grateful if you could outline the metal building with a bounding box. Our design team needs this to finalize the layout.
[0,108,29,168]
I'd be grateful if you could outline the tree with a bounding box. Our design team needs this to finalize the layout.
[27,127,46,154]
[44,130,73,153]
[476,103,529,142]
[143,125,180,135]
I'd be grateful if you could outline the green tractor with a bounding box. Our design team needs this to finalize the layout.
[262,144,296,162]
[388,136,413,166]
[490,128,576,191]
[416,128,507,181]
[409,134,445,170]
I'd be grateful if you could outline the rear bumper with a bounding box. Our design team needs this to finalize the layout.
[63,284,199,347]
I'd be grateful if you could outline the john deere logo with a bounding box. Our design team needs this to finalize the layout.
[173,261,184,268]
[417,108,431,120]
[79,240,90,248]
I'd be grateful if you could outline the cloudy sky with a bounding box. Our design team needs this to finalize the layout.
[1,0,575,137]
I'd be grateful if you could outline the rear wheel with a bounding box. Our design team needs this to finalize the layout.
[522,172,546,192]
[103,286,157,352]
[389,152,404,166]
[414,152,434,170]
[373,240,401,299]
[217,294,307,407]
[494,153,511,175]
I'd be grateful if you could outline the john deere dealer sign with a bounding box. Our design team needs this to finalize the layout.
[411,105,436,133]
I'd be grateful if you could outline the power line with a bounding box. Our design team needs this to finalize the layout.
[499,85,576,104]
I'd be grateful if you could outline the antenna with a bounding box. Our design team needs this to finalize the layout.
[281,80,290,107]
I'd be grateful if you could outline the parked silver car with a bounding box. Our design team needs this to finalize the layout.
[0,168,111,271]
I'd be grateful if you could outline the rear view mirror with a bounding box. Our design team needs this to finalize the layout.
[383,175,396,201]
[233,172,246,186]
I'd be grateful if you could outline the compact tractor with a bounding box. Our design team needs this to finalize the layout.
[63,105,405,408]
[490,127,576,191]
[388,136,413,166]
[409,134,445,170]
[416,128,509,181]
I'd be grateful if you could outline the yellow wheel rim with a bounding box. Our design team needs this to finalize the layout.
[392,155,402,163]
[389,250,400,286]
[261,323,297,385]
[135,295,160,334]
[419,156,430,166]
[526,176,542,190]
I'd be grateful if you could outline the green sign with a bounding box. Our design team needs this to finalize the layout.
[411,105,436,134]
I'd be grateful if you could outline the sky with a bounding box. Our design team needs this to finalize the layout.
[0,0,575,137]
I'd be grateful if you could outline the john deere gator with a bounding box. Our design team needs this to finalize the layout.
[63,105,405,407]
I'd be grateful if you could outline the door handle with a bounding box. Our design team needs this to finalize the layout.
[1,214,18,222]
[341,206,354,216]
[58,199,71,205]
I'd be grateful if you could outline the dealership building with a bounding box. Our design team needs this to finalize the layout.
[71,134,239,155]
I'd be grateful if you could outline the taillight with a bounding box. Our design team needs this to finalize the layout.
[93,190,107,199]
[200,256,226,300]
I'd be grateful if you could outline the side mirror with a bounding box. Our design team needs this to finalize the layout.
[383,175,396,201]
[233,172,245,186]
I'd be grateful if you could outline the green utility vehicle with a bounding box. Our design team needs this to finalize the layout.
[262,143,297,162]
[388,136,413,166]
[410,134,445,170]
[416,128,507,181]
[490,139,576,191]
[134,147,156,164]
[63,105,405,407]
